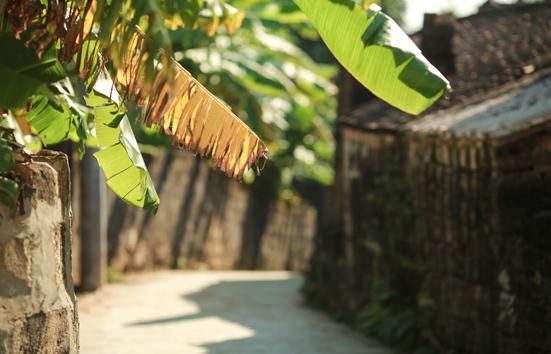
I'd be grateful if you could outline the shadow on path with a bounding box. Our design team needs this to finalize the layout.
[125,276,388,354]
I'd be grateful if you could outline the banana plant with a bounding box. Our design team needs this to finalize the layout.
[170,1,338,194]
[0,0,450,211]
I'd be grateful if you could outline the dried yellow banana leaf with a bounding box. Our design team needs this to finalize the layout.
[115,30,268,180]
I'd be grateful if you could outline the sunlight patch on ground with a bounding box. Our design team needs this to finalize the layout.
[79,271,390,354]
[180,317,255,346]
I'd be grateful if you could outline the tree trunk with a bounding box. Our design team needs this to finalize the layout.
[0,151,79,353]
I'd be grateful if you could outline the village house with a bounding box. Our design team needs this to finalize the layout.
[306,2,551,353]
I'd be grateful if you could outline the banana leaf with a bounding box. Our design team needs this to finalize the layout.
[88,77,160,210]
[293,0,451,114]
[0,34,66,109]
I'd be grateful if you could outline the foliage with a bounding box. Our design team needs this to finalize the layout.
[356,282,438,354]
[369,0,407,25]
[106,267,123,283]
[355,145,439,354]
[165,0,338,193]
[0,0,450,210]
[87,79,160,208]
[294,0,450,115]
[302,141,443,353]
[0,125,19,210]
[0,0,265,211]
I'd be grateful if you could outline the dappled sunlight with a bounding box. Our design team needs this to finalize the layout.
[2,1,549,353]
[78,272,389,354]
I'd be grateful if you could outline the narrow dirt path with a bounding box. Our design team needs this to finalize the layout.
[78,271,392,354]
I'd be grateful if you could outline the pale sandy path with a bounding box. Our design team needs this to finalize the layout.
[78,271,392,354]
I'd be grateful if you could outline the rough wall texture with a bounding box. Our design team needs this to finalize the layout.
[406,129,551,353]
[315,3,551,353]
[74,150,317,274]
[0,151,78,354]
[305,127,551,353]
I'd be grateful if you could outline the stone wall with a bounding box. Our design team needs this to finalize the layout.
[305,126,551,353]
[72,150,317,276]
[0,151,78,353]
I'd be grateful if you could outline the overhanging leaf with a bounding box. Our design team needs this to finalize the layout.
[26,96,72,145]
[293,0,451,115]
[0,34,67,109]
[0,65,40,109]
[89,77,160,210]
[94,136,160,210]
[86,90,124,147]
[116,30,268,180]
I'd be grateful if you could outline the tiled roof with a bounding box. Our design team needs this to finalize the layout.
[339,1,551,133]
[407,70,551,139]
[452,1,551,102]
[338,99,410,132]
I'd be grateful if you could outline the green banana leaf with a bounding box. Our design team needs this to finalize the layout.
[293,0,451,115]
[178,0,204,27]
[0,139,14,173]
[0,65,41,109]
[87,78,160,210]
[26,96,72,145]
[0,34,66,109]
[0,176,19,210]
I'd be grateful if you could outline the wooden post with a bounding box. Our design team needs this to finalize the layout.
[79,148,107,292]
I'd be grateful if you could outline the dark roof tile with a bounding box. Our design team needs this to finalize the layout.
[340,1,551,131]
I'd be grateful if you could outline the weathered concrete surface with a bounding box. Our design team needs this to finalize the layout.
[0,151,78,353]
[79,271,392,354]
